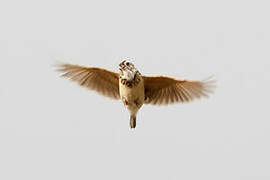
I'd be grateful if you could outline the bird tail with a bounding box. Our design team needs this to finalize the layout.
[130,115,136,129]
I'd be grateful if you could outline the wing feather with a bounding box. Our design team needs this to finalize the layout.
[57,63,120,99]
[143,76,215,105]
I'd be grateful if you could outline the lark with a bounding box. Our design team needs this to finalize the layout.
[57,60,215,128]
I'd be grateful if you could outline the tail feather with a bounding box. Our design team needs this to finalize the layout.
[130,115,136,129]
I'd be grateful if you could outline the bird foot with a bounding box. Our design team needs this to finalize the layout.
[134,98,140,108]
[122,97,128,106]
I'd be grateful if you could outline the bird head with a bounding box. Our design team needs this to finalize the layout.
[119,60,138,80]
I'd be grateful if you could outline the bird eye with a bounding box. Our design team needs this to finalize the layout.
[126,62,130,66]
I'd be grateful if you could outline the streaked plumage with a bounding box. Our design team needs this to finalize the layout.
[56,61,215,128]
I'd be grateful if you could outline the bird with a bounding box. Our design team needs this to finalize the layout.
[56,60,215,129]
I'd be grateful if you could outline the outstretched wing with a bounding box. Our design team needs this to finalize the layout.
[143,76,215,105]
[57,63,120,99]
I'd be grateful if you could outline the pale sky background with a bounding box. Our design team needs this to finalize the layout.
[0,0,270,180]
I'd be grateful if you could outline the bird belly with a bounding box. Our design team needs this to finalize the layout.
[119,81,144,115]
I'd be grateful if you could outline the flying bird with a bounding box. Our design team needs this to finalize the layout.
[57,60,215,128]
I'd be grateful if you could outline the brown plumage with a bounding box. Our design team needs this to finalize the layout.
[143,76,215,105]
[57,63,120,99]
[56,61,215,128]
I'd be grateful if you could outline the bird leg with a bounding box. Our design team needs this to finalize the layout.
[134,98,140,108]
[122,97,128,106]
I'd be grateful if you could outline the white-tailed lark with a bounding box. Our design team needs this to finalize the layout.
[57,60,215,129]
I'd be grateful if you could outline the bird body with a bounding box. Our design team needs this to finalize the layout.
[57,60,215,129]
[118,63,144,128]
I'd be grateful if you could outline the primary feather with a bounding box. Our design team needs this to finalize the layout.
[143,76,215,105]
[57,63,120,99]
